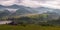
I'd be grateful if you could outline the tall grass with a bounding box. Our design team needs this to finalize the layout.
[0,24,60,30]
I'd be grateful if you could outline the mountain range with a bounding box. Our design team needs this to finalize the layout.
[0,5,60,17]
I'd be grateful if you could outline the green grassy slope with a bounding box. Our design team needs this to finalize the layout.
[0,25,60,30]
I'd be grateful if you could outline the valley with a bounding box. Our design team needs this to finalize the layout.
[0,5,60,30]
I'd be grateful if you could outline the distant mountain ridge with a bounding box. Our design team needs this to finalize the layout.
[0,5,60,17]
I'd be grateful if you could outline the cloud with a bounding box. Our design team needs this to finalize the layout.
[0,0,16,6]
[0,0,60,9]
[16,0,40,7]
[6,8,18,12]
[39,0,60,9]
[0,0,40,7]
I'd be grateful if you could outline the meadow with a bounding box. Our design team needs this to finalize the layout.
[0,24,60,30]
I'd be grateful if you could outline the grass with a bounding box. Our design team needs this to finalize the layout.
[0,24,60,30]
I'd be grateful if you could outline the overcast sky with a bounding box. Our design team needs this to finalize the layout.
[0,0,60,9]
